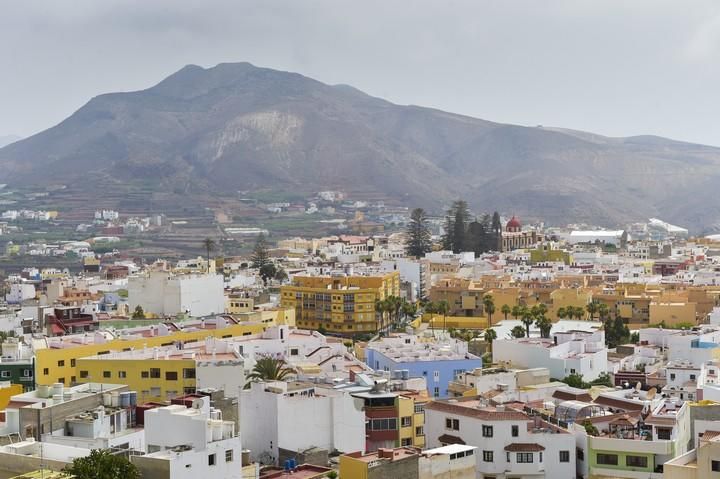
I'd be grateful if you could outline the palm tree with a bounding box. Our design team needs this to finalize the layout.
[598,303,610,321]
[484,328,497,351]
[511,305,521,320]
[574,306,586,321]
[425,301,437,333]
[521,308,534,338]
[436,300,450,332]
[535,314,552,339]
[586,302,599,321]
[501,304,511,321]
[375,299,388,333]
[202,237,216,265]
[482,294,496,327]
[557,307,567,320]
[402,301,417,323]
[246,356,296,385]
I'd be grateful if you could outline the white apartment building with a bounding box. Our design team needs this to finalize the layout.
[132,397,243,479]
[424,398,576,479]
[128,271,225,317]
[493,330,608,381]
[240,380,365,465]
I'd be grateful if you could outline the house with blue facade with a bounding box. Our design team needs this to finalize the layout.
[365,333,482,398]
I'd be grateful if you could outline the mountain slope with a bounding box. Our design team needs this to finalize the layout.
[1,62,719,231]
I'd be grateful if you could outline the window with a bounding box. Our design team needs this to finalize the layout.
[559,450,570,463]
[401,416,411,427]
[517,453,533,463]
[70,359,76,367]
[656,428,672,440]
[712,460,720,472]
[150,387,161,397]
[433,370,440,382]
[0,371,9,378]
[370,418,397,430]
[71,376,76,384]
[23,369,31,377]
[670,373,676,381]
[401,438,412,446]
[141,371,149,378]
[482,425,493,437]
[511,425,519,437]
[483,451,493,462]
[118,371,127,379]
[58,377,65,384]
[434,387,440,397]
[103,371,111,378]
[539,452,543,463]
[626,456,647,468]
[58,360,65,367]
[208,454,216,466]
[570,368,576,374]
[183,368,196,379]
[414,404,425,414]
[506,452,510,462]
[184,387,196,394]
[577,448,584,461]
[166,390,178,399]
[290,348,299,356]
[690,374,696,380]
[150,368,161,378]
[597,454,618,466]
[165,371,178,381]
[415,426,424,436]
[43,368,49,376]
[446,418,460,431]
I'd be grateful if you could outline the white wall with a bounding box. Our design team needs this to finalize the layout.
[129,272,225,317]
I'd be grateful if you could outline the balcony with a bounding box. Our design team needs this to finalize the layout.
[590,436,673,455]
[592,467,663,479]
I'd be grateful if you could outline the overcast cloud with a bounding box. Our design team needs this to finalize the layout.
[1,0,720,145]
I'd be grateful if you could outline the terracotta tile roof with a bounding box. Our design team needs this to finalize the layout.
[425,401,529,421]
[437,434,466,445]
[504,443,545,452]
[644,415,677,426]
[581,411,641,425]
[552,388,593,403]
[701,430,720,442]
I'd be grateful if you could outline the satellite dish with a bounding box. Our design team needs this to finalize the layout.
[646,387,657,400]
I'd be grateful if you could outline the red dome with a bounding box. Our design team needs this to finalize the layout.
[506,216,521,229]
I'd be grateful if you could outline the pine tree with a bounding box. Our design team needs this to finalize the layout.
[251,233,270,269]
[405,208,432,257]
[442,200,470,253]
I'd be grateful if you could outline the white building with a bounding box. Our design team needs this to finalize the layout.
[5,282,36,304]
[240,380,365,465]
[132,397,243,479]
[128,271,225,317]
[424,399,576,479]
[419,444,477,479]
[566,230,626,246]
[493,330,608,381]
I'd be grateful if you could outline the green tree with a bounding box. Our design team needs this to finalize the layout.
[63,449,140,479]
[583,420,600,436]
[326,471,338,479]
[562,373,586,389]
[483,294,496,326]
[484,328,497,351]
[510,325,526,339]
[511,305,521,320]
[132,305,145,319]
[202,237,216,264]
[442,200,471,253]
[557,307,567,319]
[251,233,270,269]
[259,262,277,286]
[246,356,296,385]
[535,314,552,339]
[586,302,599,321]
[521,307,534,338]
[436,299,450,332]
[274,267,288,284]
[501,304,511,321]
[405,208,433,257]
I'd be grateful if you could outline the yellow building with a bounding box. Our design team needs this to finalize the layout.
[0,382,23,410]
[548,288,591,320]
[649,301,697,326]
[226,296,254,314]
[281,272,400,335]
[340,447,420,479]
[34,319,278,387]
[75,342,244,403]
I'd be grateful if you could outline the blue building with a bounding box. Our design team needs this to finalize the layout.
[365,335,482,398]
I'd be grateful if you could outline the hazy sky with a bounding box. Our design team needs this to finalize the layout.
[2,1,720,145]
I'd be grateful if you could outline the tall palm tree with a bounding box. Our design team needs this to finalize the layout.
[501,304,511,321]
[482,294,496,327]
[484,328,497,351]
[425,301,437,333]
[511,305,521,320]
[202,237,216,265]
[436,300,450,332]
[521,308,534,338]
[598,303,610,321]
[246,356,296,386]
[573,306,585,321]
[586,302,599,321]
[375,299,388,333]
[557,307,567,320]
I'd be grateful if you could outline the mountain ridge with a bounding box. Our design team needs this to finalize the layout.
[1,62,719,232]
